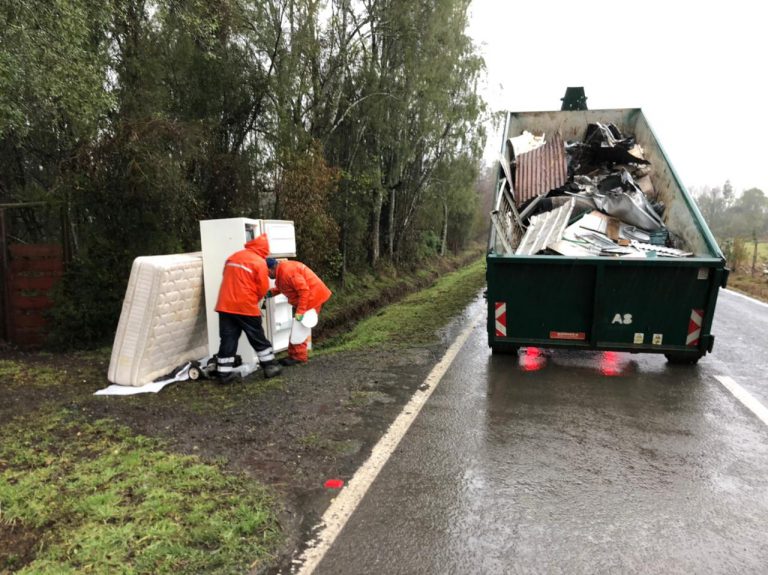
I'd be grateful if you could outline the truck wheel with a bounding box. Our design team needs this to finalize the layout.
[664,353,702,365]
[492,343,519,356]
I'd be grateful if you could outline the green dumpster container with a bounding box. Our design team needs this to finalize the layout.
[487,98,728,364]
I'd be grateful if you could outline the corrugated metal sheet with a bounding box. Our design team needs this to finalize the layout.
[516,198,574,255]
[514,134,567,207]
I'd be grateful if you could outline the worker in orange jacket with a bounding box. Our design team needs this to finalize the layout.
[215,233,282,381]
[266,258,332,365]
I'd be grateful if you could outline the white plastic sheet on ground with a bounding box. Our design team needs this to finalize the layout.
[94,362,196,395]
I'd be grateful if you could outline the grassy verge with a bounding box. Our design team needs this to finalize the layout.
[321,256,486,352]
[316,243,485,342]
[726,272,768,303]
[0,410,280,574]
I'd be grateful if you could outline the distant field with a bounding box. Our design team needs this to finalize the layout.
[724,239,767,271]
[748,241,767,268]
[760,242,768,260]
[723,240,767,303]
[728,239,768,305]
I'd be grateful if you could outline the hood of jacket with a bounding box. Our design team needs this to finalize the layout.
[245,233,270,258]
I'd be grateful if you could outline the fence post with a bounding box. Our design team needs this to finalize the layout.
[0,208,9,341]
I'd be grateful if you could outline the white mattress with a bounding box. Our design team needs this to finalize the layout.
[108,253,208,386]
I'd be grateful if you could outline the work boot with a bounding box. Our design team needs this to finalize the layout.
[279,357,305,367]
[262,361,282,379]
[217,371,240,385]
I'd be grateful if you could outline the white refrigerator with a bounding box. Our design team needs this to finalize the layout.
[200,218,296,368]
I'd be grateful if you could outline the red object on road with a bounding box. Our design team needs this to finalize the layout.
[324,479,344,489]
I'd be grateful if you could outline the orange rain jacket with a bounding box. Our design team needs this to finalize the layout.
[272,260,332,315]
[215,233,271,317]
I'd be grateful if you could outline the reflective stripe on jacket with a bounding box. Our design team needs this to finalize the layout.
[215,233,271,316]
[273,260,332,315]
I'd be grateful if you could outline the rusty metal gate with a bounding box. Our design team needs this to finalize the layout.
[0,204,69,348]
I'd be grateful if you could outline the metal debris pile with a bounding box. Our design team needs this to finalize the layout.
[491,122,692,258]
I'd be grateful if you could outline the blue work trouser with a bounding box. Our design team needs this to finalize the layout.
[217,312,275,373]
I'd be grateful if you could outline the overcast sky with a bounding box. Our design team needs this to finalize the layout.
[467,0,766,195]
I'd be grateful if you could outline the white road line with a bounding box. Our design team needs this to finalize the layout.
[293,311,484,575]
[714,375,768,427]
[723,289,768,310]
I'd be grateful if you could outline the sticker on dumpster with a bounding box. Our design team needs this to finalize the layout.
[687,308,703,346]
[612,313,633,325]
[697,268,710,280]
[495,302,507,337]
[549,331,586,340]
[634,333,644,344]
[652,334,663,345]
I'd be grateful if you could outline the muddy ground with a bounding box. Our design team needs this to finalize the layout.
[0,309,471,574]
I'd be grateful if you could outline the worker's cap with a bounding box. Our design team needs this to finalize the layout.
[266,257,278,269]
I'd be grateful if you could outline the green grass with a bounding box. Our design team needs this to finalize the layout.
[0,359,24,381]
[0,409,281,574]
[0,360,63,389]
[741,240,768,267]
[320,244,484,328]
[0,349,110,389]
[321,265,421,325]
[725,240,768,303]
[758,241,768,260]
[322,256,486,352]
[730,239,768,267]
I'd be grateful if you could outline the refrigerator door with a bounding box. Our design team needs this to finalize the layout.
[265,293,294,352]
[262,220,296,257]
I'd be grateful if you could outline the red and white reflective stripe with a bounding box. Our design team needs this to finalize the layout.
[686,309,703,346]
[495,302,507,337]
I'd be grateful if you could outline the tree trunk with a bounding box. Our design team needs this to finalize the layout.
[752,231,758,276]
[387,187,395,259]
[371,187,383,266]
[341,181,349,287]
[440,197,448,257]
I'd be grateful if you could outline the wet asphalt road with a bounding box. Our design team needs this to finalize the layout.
[313,290,768,574]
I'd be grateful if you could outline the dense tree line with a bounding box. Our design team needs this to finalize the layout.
[0,0,487,346]
[692,181,768,272]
